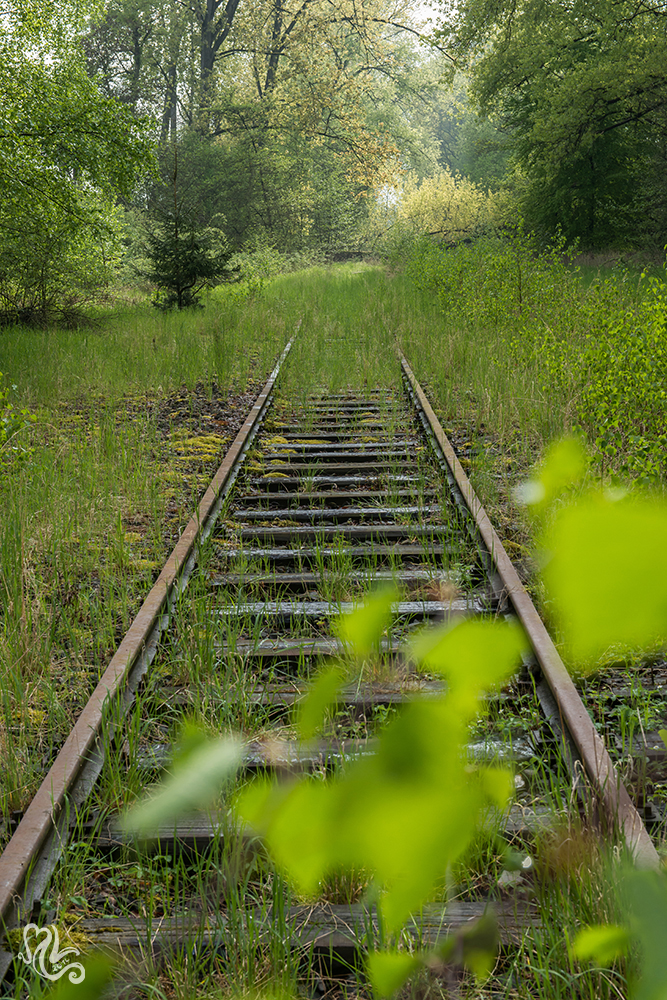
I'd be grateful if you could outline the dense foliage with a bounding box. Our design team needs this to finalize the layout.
[0,2,152,324]
[436,0,667,247]
[83,0,450,253]
[404,232,667,480]
[4,0,666,321]
[368,168,507,257]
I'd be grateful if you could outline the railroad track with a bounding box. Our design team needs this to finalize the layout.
[0,339,660,992]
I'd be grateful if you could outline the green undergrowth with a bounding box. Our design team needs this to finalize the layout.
[0,296,290,815]
[399,232,667,488]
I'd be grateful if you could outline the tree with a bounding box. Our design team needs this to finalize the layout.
[83,0,192,142]
[142,210,236,308]
[202,0,447,249]
[436,0,667,246]
[141,143,237,308]
[82,0,456,252]
[0,3,154,323]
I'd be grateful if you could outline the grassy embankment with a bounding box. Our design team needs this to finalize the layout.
[0,257,661,998]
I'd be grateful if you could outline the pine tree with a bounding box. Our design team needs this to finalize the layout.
[143,208,237,309]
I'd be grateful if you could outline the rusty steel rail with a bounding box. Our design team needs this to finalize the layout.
[400,352,660,870]
[0,337,294,956]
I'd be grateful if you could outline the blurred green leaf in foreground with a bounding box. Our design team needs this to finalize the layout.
[237,589,525,992]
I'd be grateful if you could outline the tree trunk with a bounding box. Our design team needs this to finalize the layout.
[160,62,178,144]
[263,1,283,95]
[199,0,241,98]
[129,23,143,108]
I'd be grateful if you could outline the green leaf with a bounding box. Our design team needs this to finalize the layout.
[47,953,116,999]
[237,610,519,934]
[237,776,280,831]
[542,497,667,663]
[336,585,398,658]
[625,870,667,1000]
[479,767,515,811]
[297,665,346,740]
[572,924,629,965]
[123,730,242,837]
[410,618,526,711]
[659,730,667,751]
[240,776,340,895]
[367,950,421,996]
[515,437,587,510]
[169,720,210,768]
[240,696,514,929]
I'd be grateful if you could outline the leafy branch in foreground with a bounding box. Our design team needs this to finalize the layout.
[237,600,524,991]
[521,437,667,999]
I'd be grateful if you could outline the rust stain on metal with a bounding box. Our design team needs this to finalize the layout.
[0,338,294,924]
[400,352,659,870]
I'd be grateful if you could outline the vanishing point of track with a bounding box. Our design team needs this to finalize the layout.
[0,337,659,986]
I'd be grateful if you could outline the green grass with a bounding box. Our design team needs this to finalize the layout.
[0,262,444,846]
[0,293,289,817]
[0,258,653,998]
[398,235,667,488]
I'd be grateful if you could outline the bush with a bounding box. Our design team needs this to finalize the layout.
[0,197,123,327]
[405,227,573,328]
[549,272,667,482]
[368,169,508,261]
[404,228,667,482]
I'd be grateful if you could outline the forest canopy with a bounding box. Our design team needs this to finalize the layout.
[82,0,455,252]
[0,0,153,323]
[1,0,666,322]
[436,0,667,246]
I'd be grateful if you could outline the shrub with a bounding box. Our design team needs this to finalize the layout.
[561,273,667,482]
[0,197,123,327]
[404,227,667,483]
[407,226,577,323]
[369,169,508,261]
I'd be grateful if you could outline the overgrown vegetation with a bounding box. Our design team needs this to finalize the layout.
[0,373,36,471]
[436,0,667,247]
[4,0,665,321]
[111,440,667,1000]
[1,0,666,996]
[0,298,289,815]
[399,231,667,485]
[3,263,667,1000]
[2,259,665,818]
